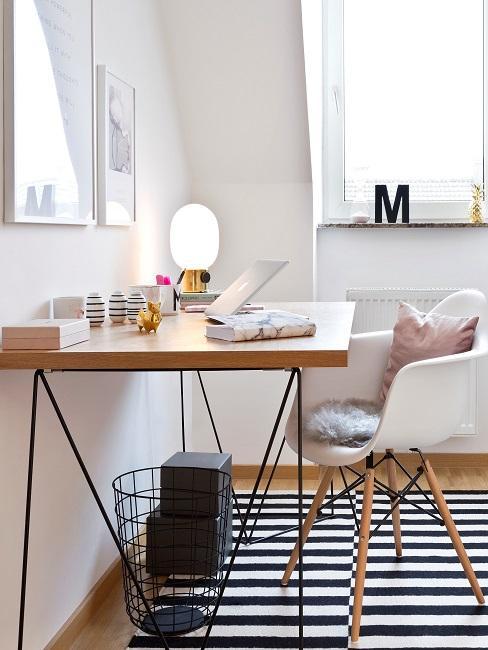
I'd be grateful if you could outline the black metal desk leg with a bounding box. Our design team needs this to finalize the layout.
[197,370,251,544]
[296,367,304,649]
[180,370,186,452]
[17,370,40,650]
[38,373,170,650]
[17,371,171,650]
[201,369,297,648]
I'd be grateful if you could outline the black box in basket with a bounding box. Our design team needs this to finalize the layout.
[160,452,232,518]
[145,452,233,577]
[146,506,228,576]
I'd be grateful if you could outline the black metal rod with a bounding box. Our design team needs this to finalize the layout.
[296,368,304,649]
[17,370,40,650]
[244,511,338,546]
[391,454,416,482]
[410,479,440,512]
[196,371,250,544]
[322,473,365,509]
[245,474,366,546]
[410,478,441,513]
[347,457,441,521]
[340,466,360,531]
[197,371,221,452]
[245,436,286,542]
[346,464,365,479]
[372,475,442,522]
[38,373,171,650]
[370,470,424,537]
[244,468,351,546]
[371,480,442,524]
[372,453,387,469]
[180,370,186,452]
[391,452,440,513]
[255,473,366,545]
[202,369,297,648]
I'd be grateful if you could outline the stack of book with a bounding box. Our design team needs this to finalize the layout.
[2,319,90,350]
[206,310,316,341]
[179,291,222,311]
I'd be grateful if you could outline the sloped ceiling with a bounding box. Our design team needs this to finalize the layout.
[160,0,312,184]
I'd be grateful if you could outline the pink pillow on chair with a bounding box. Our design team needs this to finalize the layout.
[380,302,478,402]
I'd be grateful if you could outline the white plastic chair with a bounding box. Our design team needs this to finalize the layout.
[282,289,488,642]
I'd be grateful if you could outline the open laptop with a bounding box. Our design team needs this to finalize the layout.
[205,259,289,318]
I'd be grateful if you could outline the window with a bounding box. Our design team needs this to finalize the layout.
[323,0,486,222]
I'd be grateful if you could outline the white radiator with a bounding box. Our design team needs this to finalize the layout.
[346,287,477,437]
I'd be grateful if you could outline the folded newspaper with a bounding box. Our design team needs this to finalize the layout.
[205,310,317,342]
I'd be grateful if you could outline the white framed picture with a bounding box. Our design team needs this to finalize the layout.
[4,0,96,225]
[97,65,136,226]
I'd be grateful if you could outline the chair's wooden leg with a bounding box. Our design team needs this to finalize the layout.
[423,458,485,604]
[281,466,335,586]
[386,449,402,557]
[351,466,374,643]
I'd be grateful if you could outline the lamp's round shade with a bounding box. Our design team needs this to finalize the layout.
[170,204,219,269]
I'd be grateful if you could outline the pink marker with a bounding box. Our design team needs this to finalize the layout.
[156,274,172,285]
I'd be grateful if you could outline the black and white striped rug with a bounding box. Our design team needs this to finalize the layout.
[128,491,488,649]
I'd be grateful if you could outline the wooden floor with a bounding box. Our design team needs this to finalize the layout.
[67,468,488,650]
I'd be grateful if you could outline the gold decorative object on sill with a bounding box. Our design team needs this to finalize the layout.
[137,301,162,333]
[469,183,484,224]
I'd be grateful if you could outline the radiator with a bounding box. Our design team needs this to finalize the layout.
[346,287,477,436]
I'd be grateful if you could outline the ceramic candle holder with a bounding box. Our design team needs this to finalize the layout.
[86,292,105,327]
[109,290,128,324]
[159,285,178,315]
[127,290,147,324]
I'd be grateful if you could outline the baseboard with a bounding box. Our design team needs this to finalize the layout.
[233,464,320,480]
[233,453,488,479]
[45,557,121,650]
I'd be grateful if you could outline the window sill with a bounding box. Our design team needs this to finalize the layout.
[318,222,488,229]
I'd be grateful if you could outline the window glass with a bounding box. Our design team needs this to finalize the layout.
[344,0,484,202]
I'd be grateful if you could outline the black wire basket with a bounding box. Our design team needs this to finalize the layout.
[113,466,232,636]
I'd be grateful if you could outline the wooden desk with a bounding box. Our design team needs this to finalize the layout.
[10,302,355,650]
[0,302,354,370]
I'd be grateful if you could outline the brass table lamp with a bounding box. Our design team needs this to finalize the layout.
[170,204,220,293]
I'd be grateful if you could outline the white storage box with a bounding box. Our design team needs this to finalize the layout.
[2,319,90,350]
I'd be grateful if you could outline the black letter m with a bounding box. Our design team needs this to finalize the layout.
[375,185,409,223]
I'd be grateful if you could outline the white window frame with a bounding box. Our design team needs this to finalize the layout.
[322,0,488,223]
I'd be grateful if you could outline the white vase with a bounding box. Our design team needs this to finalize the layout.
[127,290,147,323]
[86,292,105,327]
[109,290,128,323]
[129,285,162,304]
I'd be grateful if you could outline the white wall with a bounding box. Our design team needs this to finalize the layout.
[160,0,314,463]
[0,1,191,648]
[161,0,313,296]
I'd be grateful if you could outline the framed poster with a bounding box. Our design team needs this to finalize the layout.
[97,65,136,226]
[4,0,95,224]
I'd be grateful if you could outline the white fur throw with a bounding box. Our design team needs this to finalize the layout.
[304,399,382,448]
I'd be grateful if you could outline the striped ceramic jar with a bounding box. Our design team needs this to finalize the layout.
[86,292,105,327]
[109,290,128,323]
[127,290,147,323]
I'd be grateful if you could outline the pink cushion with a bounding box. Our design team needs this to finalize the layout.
[380,302,478,402]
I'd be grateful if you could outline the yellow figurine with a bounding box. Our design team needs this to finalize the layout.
[469,183,484,224]
[137,301,162,333]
